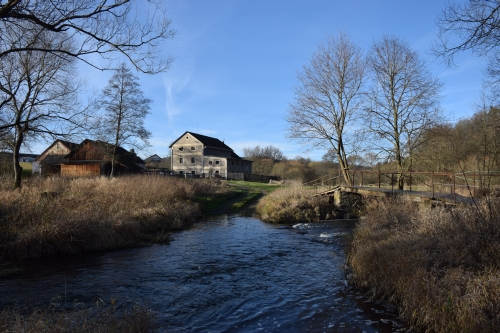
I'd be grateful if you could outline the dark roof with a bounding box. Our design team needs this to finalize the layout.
[145,154,162,162]
[37,139,145,170]
[58,140,81,152]
[36,139,80,164]
[76,140,146,169]
[169,131,233,151]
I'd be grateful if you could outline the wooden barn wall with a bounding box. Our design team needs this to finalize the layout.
[61,164,101,177]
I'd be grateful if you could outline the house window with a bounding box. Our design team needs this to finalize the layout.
[209,161,212,165]
[179,171,184,175]
[191,147,195,150]
[191,171,195,175]
[215,160,220,165]
[215,170,219,174]
[180,158,183,164]
[191,157,195,163]
[178,147,183,151]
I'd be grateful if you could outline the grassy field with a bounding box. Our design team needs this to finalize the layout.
[0,176,236,271]
[224,180,283,193]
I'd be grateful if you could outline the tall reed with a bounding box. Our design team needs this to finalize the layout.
[0,176,230,263]
[348,198,500,332]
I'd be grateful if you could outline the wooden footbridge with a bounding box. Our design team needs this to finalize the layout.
[304,170,500,205]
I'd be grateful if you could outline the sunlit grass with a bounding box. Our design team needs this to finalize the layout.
[255,182,337,223]
[225,180,282,193]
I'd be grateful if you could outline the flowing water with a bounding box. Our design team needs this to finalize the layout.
[0,215,411,332]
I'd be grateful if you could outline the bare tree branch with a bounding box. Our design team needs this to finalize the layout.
[0,0,176,74]
[367,36,443,189]
[286,33,366,184]
[95,63,151,176]
[434,0,500,66]
[0,26,87,188]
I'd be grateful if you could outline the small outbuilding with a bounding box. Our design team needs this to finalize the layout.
[34,139,145,177]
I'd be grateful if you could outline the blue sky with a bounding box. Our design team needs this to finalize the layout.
[76,0,486,160]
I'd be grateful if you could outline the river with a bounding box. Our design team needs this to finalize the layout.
[0,215,411,332]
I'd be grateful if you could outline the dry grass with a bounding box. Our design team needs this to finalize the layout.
[348,197,500,332]
[256,182,337,223]
[0,176,230,264]
[0,303,157,333]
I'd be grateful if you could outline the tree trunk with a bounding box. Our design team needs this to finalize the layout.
[110,145,117,177]
[336,148,351,185]
[13,129,24,189]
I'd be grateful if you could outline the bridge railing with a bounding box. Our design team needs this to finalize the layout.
[337,170,500,202]
[303,172,340,194]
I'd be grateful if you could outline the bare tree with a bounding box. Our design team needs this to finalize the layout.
[97,63,151,177]
[0,27,84,188]
[0,0,176,74]
[366,36,443,189]
[243,145,286,161]
[434,0,500,65]
[286,33,366,184]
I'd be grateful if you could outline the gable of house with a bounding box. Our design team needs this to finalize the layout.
[169,131,252,177]
[33,140,80,175]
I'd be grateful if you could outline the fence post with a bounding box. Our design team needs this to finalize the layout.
[431,172,435,199]
[361,172,364,187]
[378,170,381,188]
[409,172,412,192]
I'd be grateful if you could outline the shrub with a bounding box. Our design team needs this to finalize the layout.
[348,197,500,332]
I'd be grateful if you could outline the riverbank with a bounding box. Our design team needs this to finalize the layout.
[0,176,239,276]
[0,303,156,333]
[348,198,500,333]
[255,183,338,223]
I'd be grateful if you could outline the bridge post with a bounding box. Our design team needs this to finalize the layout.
[453,174,456,203]
[334,190,363,218]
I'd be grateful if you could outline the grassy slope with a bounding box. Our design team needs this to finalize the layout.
[224,180,282,213]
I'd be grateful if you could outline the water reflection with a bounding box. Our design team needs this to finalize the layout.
[0,215,411,332]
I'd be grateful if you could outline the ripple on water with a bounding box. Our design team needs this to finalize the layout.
[0,215,411,333]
